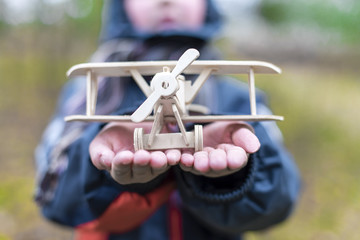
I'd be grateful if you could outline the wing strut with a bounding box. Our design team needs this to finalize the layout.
[129,68,152,97]
[86,70,98,116]
[248,67,257,116]
[185,68,213,104]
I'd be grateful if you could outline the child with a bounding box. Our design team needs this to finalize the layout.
[35,0,301,239]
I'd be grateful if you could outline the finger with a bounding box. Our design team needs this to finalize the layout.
[232,127,260,153]
[113,150,134,166]
[203,146,215,152]
[89,142,114,170]
[228,148,248,170]
[193,151,210,173]
[208,149,227,171]
[132,150,152,182]
[133,150,151,166]
[219,144,248,170]
[180,150,194,172]
[111,151,134,183]
[180,150,194,167]
[150,151,168,170]
[165,149,181,165]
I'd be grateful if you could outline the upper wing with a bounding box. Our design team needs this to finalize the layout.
[67,60,281,78]
[65,114,283,123]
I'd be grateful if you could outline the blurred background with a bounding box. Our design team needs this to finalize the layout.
[0,0,359,239]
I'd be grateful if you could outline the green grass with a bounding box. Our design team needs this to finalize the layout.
[259,0,360,45]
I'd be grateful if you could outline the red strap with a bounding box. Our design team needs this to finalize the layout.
[76,180,176,235]
[168,191,183,240]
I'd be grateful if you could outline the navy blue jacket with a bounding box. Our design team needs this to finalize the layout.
[38,76,300,239]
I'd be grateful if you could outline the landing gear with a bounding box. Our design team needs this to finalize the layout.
[133,127,144,151]
[194,125,203,152]
[133,124,203,152]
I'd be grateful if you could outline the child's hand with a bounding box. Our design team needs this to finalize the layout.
[89,122,181,185]
[179,122,260,178]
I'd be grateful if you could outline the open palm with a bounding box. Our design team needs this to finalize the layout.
[179,122,260,177]
[89,122,181,185]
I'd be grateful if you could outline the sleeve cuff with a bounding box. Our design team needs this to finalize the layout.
[175,154,258,203]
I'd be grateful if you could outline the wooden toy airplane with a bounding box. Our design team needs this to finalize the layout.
[65,49,283,151]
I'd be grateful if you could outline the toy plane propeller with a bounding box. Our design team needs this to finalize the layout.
[65,48,283,151]
[131,48,199,123]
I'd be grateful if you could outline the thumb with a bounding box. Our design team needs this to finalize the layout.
[89,141,115,170]
[232,127,260,153]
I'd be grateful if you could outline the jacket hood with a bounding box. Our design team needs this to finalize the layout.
[99,0,223,43]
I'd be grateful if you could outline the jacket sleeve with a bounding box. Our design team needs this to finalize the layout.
[35,79,175,233]
[40,122,175,233]
[175,120,301,234]
[174,79,301,234]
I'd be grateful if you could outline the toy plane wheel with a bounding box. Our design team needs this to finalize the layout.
[194,125,203,152]
[134,128,144,151]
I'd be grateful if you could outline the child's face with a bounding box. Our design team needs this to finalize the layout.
[124,0,206,33]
